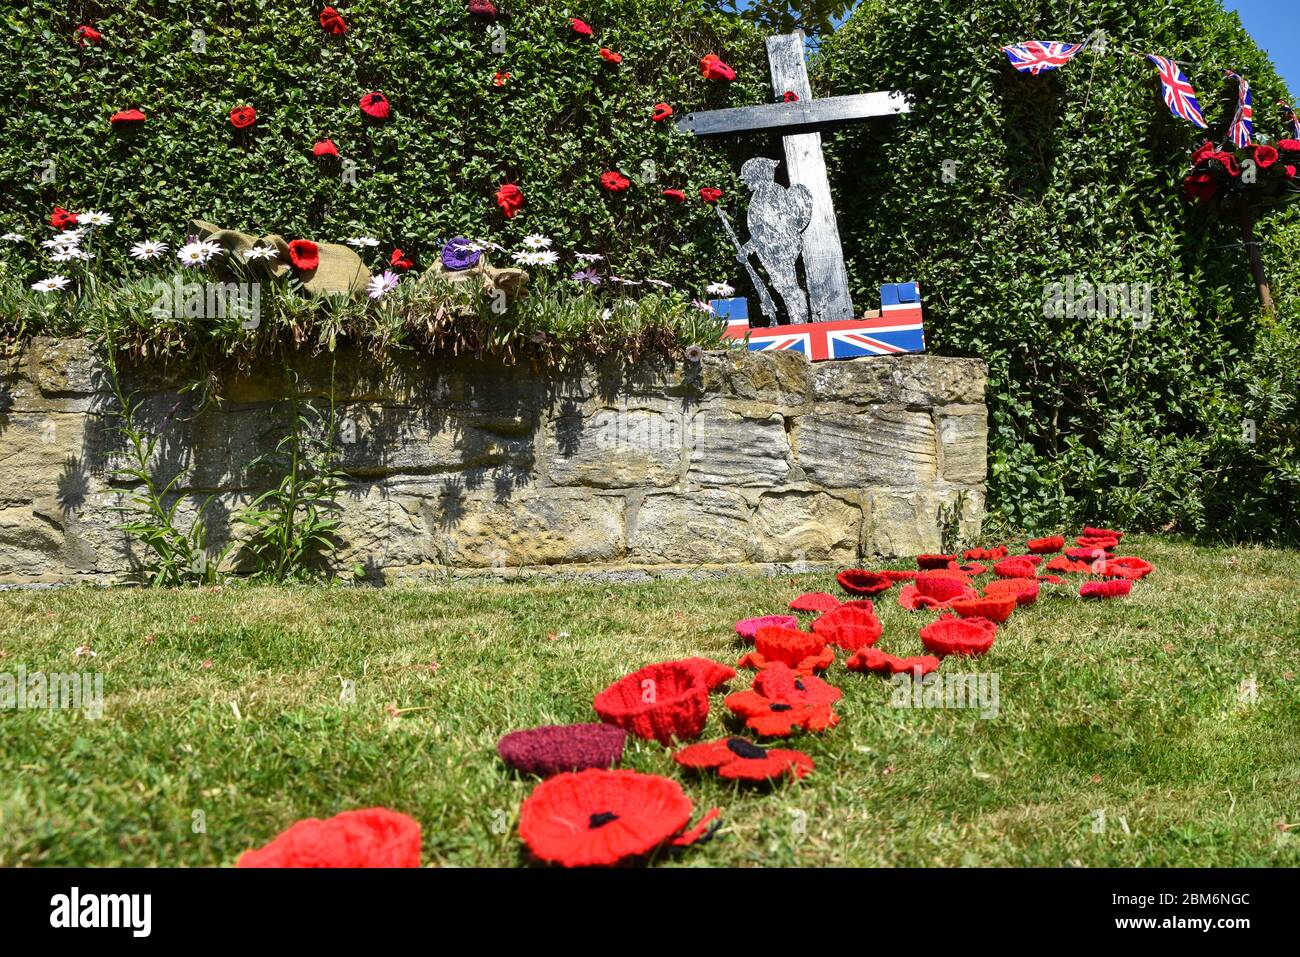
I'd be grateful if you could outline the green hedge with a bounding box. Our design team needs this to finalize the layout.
[816,0,1300,542]
[0,0,768,286]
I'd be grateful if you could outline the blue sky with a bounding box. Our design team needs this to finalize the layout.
[1224,1,1295,94]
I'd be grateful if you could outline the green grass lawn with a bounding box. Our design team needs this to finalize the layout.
[1,534,1298,867]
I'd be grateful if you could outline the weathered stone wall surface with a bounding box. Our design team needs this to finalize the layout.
[0,339,987,584]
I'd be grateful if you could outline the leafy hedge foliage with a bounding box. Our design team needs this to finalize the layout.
[0,0,768,286]
[816,0,1300,543]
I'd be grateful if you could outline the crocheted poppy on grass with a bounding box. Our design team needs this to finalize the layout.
[1082,526,1124,541]
[519,769,719,867]
[237,808,421,867]
[735,614,798,642]
[312,139,338,157]
[844,647,940,677]
[569,17,594,37]
[738,645,835,674]
[916,553,955,569]
[1026,535,1065,554]
[897,575,976,611]
[1046,555,1092,574]
[1065,547,1108,562]
[360,92,390,120]
[600,170,632,192]
[836,569,892,596]
[725,663,841,737]
[947,596,1017,624]
[699,53,736,81]
[920,615,997,657]
[744,624,828,671]
[699,187,723,203]
[984,577,1039,607]
[229,105,257,129]
[496,183,524,217]
[319,6,348,34]
[964,545,1009,561]
[675,737,813,782]
[993,557,1038,579]
[947,560,987,575]
[1076,535,1120,550]
[593,659,715,746]
[50,207,78,229]
[877,569,920,583]
[497,723,627,777]
[1097,556,1154,580]
[789,591,840,613]
[288,240,320,271]
[110,109,146,126]
[651,102,673,121]
[811,601,882,651]
[1080,579,1132,599]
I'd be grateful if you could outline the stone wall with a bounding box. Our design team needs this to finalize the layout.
[0,339,987,584]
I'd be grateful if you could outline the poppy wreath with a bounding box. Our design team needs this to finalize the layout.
[724,663,841,737]
[237,807,421,867]
[735,614,798,641]
[1096,557,1154,580]
[920,615,997,657]
[592,658,733,746]
[739,624,834,674]
[897,574,977,611]
[789,591,840,613]
[1080,579,1132,600]
[946,595,1017,624]
[674,737,814,783]
[497,723,627,777]
[518,769,719,867]
[844,646,941,677]
[836,569,893,596]
[916,553,955,569]
[983,577,1039,607]
[810,601,882,651]
[964,545,1009,561]
[1026,535,1065,554]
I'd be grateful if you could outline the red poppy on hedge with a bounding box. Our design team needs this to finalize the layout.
[661,188,686,202]
[783,91,799,102]
[984,577,1039,607]
[288,240,320,271]
[360,92,390,120]
[390,248,413,271]
[1080,579,1132,599]
[229,105,257,129]
[1279,138,1300,153]
[947,595,1017,624]
[468,0,499,17]
[49,207,78,229]
[651,102,674,121]
[920,615,997,657]
[916,553,955,569]
[570,17,594,37]
[844,646,940,677]
[599,48,622,64]
[675,736,813,782]
[75,25,102,47]
[319,6,348,34]
[1026,535,1064,554]
[836,568,892,596]
[600,170,631,192]
[789,591,840,613]
[237,807,421,867]
[699,53,736,81]
[1289,165,1298,178]
[519,769,719,867]
[110,109,146,126]
[735,614,797,642]
[964,545,1009,561]
[699,187,723,203]
[496,183,524,217]
[812,601,882,652]
[493,71,510,87]
[1191,140,1217,165]
[313,139,339,158]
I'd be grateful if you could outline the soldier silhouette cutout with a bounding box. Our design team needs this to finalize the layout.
[735,157,813,325]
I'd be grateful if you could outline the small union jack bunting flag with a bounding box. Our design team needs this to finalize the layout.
[1146,55,1207,128]
[1226,71,1254,147]
[1280,100,1300,139]
[1000,40,1089,76]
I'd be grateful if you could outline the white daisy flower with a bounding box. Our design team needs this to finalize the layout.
[609,276,643,286]
[645,278,673,289]
[31,275,71,292]
[2,232,25,242]
[573,251,604,262]
[76,210,113,227]
[42,234,81,250]
[346,236,380,248]
[177,242,210,266]
[522,234,553,250]
[705,281,735,297]
[242,244,278,261]
[512,250,556,266]
[198,240,224,259]
[129,240,168,260]
[50,247,92,262]
[367,270,401,299]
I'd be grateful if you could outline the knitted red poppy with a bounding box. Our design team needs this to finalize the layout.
[877,569,920,583]
[49,207,78,229]
[75,25,103,47]
[737,645,835,674]
[599,47,622,64]
[916,553,955,569]
[745,624,828,670]
[699,187,723,203]
[1077,535,1120,550]
[390,248,413,270]
[498,723,627,777]
[699,53,736,81]
[811,601,882,651]
[319,6,348,34]
[1046,555,1092,574]
[359,92,390,119]
[735,614,798,642]
[651,102,673,121]
[947,560,987,575]
[592,658,732,746]
[1082,526,1124,541]
[110,109,145,126]
[288,239,320,271]
[964,545,1009,561]
[313,139,338,157]
[1080,579,1132,599]
[237,808,421,867]
[920,615,996,657]
[725,663,841,737]
[1065,547,1108,562]
[493,71,510,87]
[229,105,257,129]
[675,737,813,782]
[783,91,799,102]
[570,18,594,37]
[600,170,631,192]
[1097,556,1154,580]
[836,569,892,596]
[1026,535,1064,554]
[947,596,1017,624]
[662,188,686,202]
[468,0,498,17]
[518,769,718,867]
[496,183,524,217]
[984,577,1039,607]
[844,646,941,677]
[897,575,976,611]
[789,591,840,613]
[993,557,1038,579]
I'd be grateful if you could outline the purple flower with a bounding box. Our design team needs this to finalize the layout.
[571,266,602,285]
[440,237,481,271]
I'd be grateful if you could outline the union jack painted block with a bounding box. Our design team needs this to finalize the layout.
[711,283,924,362]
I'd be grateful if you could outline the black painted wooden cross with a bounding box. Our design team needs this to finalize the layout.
[677,31,911,324]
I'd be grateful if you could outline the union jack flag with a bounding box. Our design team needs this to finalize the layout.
[1226,71,1254,147]
[715,284,925,362]
[1280,100,1300,139]
[1146,55,1207,128]
[1000,40,1088,76]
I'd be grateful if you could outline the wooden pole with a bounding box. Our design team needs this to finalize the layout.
[1239,206,1274,314]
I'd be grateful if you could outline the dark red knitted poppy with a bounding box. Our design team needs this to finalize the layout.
[1097,556,1154,580]
[569,17,594,37]
[593,659,730,746]
[1026,535,1064,554]
[964,545,1009,561]
[836,569,892,596]
[845,647,940,677]
[518,769,719,867]
[789,591,839,613]
[1082,526,1124,541]
[920,615,997,657]
[735,614,798,642]
[468,0,498,18]
[651,102,673,121]
[993,557,1038,579]
[498,723,627,777]
[916,553,955,569]
[359,92,390,119]
[811,601,882,651]
[229,105,257,129]
[675,737,813,782]
[288,239,319,271]
[897,575,976,611]
[600,170,631,192]
[1080,579,1132,599]
[984,577,1039,607]
[947,595,1016,624]
[237,808,420,867]
[319,6,348,34]
[724,663,841,737]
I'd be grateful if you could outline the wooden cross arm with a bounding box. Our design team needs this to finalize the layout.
[675,91,911,138]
